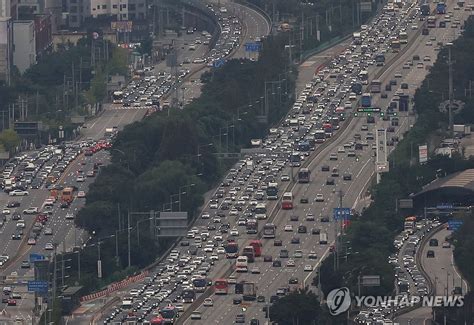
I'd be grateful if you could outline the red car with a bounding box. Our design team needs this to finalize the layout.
[7,299,16,306]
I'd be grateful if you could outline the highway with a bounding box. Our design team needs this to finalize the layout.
[177,1,471,325]
[43,0,467,324]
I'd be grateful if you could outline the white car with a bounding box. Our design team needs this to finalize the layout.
[190,311,202,320]
[229,209,239,216]
[203,298,213,307]
[304,265,313,272]
[251,267,260,274]
[23,207,38,214]
[77,191,86,198]
[315,194,324,202]
[286,259,296,267]
[280,174,290,181]
[65,212,74,220]
[2,209,10,215]
[294,250,303,258]
[284,225,293,232]
[216,247,226,254]
[9,190,28,196]
[201,212,210,219]
[230,228,239,236]
[76,175,85,182]
[337,146,345,153]
[306,213,315,221]
[45,243,54,250]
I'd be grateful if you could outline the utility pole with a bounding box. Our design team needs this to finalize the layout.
[127,211,131,268]
[52,243,58,317]
[448,44,454,136]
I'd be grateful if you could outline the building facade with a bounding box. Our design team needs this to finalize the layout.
[65,0,90,29]
[13,20,36,73]
[0,17,13,85]
[34,14,52,58]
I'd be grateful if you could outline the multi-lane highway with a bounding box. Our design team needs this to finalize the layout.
[87,1,473,324]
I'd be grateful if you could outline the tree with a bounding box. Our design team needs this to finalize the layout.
[0,129,20,152]
[269,289,325,325]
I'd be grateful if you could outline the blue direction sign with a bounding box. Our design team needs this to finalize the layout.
[29,253,45,263]
[244,42,262,52]
[448,219,463,231]
[333,208,351,221]
[27,280,48,293]
[437,203,454,210]
[213,58,225,68]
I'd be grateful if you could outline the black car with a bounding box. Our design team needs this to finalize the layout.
[11,213,21,220]
[290,215,299,221]
[263,255,273,262]
[233,297,242,305]
[7,201,20,208]
[343,174,352,181]
[274,239,282,246]
[279,250,289,258]
[300,197,309,203]
[297,225,307,233]
[257,296,265,302]
[291,237,300,244]
[11,233,21,240]
[321,216,330,222]
[326,177,335,185]
[250,319,260,325]
[289,277,298,284]
[321,165,330,172]
[272,260,282,267]
[60,202,70,209]
[311,228,321,235]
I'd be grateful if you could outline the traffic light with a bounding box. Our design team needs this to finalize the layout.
[354,112,359,117]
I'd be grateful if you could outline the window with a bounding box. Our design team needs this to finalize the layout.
[129,4,135,10]
[112,4,117,8]
[128,13,135,19]
[138,3,144,7]
[70,0,77,3]
[70,6,77,12]
[121,4,126,8]
[121,13,126,18]
[101,4,106,8]
[97,4,100,8]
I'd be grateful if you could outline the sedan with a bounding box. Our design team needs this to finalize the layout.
[251,267,261,274]
[27,238,36,245]
[7,201,20,208]
[76,176,85,182]
[203,298,213,307]
[304,265,313,272]
[45,243,54,250]
[77,191,86,198]
[272,260,282,267]
[9,190,28,196]
[291,237,300,244]
[284,225,293,232]
[315,194,324,202]
[286,259,295,267]
[23,207,38,215]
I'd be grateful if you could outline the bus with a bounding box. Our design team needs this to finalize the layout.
[61,187,74,203]
[319,232,328,244]
[249,240,262,257]
[370,79,382,93]
[246,218,258,234]
[358,70,369,85]
[436,2,446,14]
[281,192,293,210]
[399,31,408,44]
[427,16,436,28]
[263,223,277,238]
[236,256,248,272]
[298,168,311,183]
[192,277,208,293]
[375,53,385,66]
[182,289,196,303]
[112,91,124,104]
[391,39,401,51]
[315,129,326,144]
[404,216,417,232]
[254,203,267,219]
[290,152,301,167]
[160,306,178,324]
[298,140,310,152]
[214,279,229,295]
[353,32,362,45]
[224,240,239,258]
[420,1,430,16]
[242,246,255,262]
[266,182,278,200]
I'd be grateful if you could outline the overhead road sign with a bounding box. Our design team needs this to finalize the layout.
[245,42,262,52]
[333,208,351,221]
[27,280,48,293]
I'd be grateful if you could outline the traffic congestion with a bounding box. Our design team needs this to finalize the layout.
[94,0,472,323]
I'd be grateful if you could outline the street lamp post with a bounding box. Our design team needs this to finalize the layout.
[197,143,213,173]
[178,183,195,211]
[169,193,180,212]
